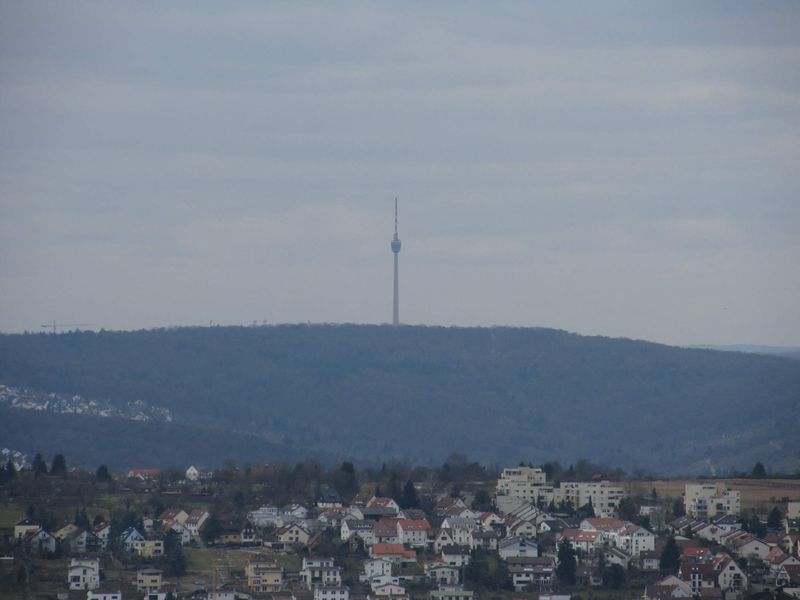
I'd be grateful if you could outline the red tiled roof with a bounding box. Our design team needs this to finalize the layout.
[371,543,415,558]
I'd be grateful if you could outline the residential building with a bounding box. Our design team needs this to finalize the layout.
[246,559,284,593]
[249,505,280,527]
[136,568,163,593]
[14,518,40,540]
[301,557,342,589]
[499,536,539,560]
[556,482,625,518]
[430,586,474,600]
[314,586,350,600]
[496,467,554,506]
[68,558,100,590]
[86,592,121,600]
[684,484,741,519]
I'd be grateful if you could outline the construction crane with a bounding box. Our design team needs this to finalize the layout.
[41,321,96,334]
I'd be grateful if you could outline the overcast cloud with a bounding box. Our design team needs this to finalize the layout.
[1,1,799,345]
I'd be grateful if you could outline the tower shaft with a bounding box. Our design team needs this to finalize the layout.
[393,251,399,326]
[390,197,402,326]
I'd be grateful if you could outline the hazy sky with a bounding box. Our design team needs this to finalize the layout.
[1,2,799,345]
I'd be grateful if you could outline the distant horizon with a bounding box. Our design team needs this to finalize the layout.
[2,320,799,352]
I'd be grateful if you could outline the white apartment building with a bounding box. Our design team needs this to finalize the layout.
[68,558,100,590]
[554,481,625,518]
[496,467,554,506]
[684,484,741,519]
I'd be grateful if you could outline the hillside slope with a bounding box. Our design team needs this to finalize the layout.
[1,325,798,474]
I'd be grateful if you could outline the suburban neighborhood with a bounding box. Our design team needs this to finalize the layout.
[1,458,799,600]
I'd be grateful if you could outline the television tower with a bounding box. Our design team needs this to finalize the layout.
[391,197,402,326]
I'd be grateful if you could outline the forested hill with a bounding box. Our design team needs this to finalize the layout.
[1,325,799,475]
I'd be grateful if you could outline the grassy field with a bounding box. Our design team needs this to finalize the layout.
[621,478,800,511]
[0,504,25,529]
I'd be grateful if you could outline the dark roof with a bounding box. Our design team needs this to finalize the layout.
[318,488,343,503]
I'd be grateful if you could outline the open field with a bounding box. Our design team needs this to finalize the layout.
[0,504,25,529]
[621,478,800,511]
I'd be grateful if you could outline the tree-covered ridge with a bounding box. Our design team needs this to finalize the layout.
[0,324,798,474]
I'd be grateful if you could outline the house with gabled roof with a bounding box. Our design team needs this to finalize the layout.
[776,564,800,587]
[26,529,57,554]
[679,563,717,596]
[723,531,771,560]
[185,509,209,537]
[93,522,111,550]
[369,497,401,512]
[14,518,40,540]
[477,512,503,531]
[711,554,747,594]
[275,522,311,546]
[318,488,344,508]
[370,543,416,563]
[562,529,602,554]
[441,545,471,567]
[398,519,431,548]
[159,508,189,525]
[611,524,655,556]
[499,536,538,560]
[120,527,145,551]
[374,519,401,544]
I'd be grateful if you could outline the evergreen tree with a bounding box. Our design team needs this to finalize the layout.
[751,461,767,478]
[659,537,681,573]
[577,500,595,519]
[602,564,626,588]
[164,530,186,576]
[201,512,221,545]
[5,460,17,480]
[672,499,685,517]
[49,453,67,476]
[32,453,48,476]
[96,465,112,482]
[767,506,783,530]
[400,480,420,509]
[556,539,577,586]
[471,488,492,511]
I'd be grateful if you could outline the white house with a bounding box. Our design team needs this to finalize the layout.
[712,556,747,593]
[68,558,100,590]
[86,592,121,600]
[169,521,192,545]
[612,525,655,557]
[341,519,375,545]
[314,586,350,600]
[397,519,430,548]
[185,465,199,481]
[365,558,393,579]
[302,557,342,589]
[442,546,471,567]
[185,509,210,537]
[426,563,460,586]
[248,505,280,527]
